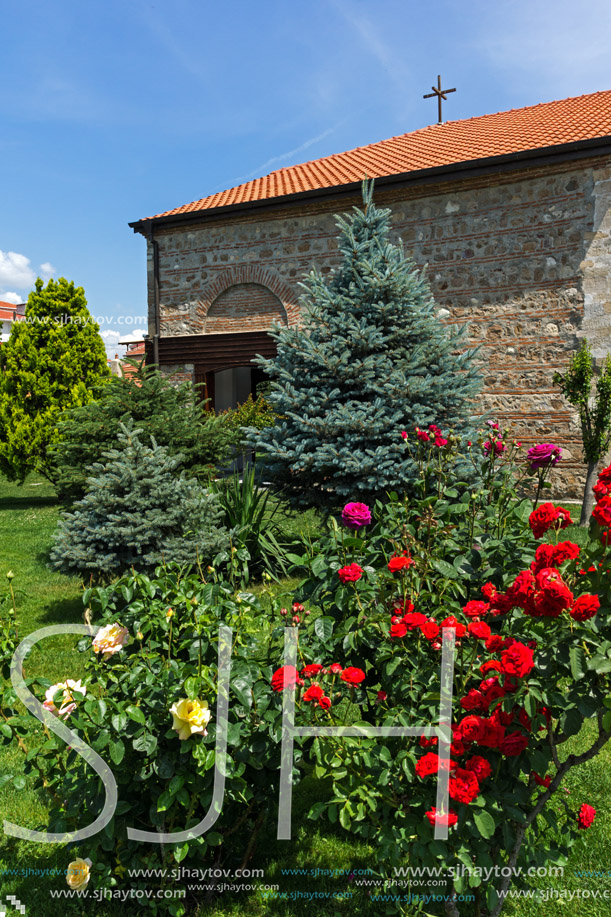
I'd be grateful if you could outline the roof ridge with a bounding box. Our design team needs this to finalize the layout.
[134,88,611,223]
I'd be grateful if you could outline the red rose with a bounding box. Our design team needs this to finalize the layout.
[480,660,501,675]
[593,495,611,527]
[506,571,536,609]
[468,621,491,641]
[376,690,387,702]
[390,621,407,638]
[480,680,506,708]
[338,563,363,583]
[416,752,441,778]
[499,731,529,757]
[421,621,441,640]
[530,541,580,575]
[328,663,343,674]
[529,502,572,539]
[340,667,366,685]
[425,807,458,827]
[301,664,324,678]
[535,568,573,612]
[318,696,332,710]
[478,718,506,749]
[460,689,487,712]
[271,665,299,692]
[440,616,467,637]
[303,683,324,703]
[464,755,492,781]
[459,715,485,744]
[404,611,428,630]
[570,594,600,622]
[449,767,480,804]
[419,735,438,748]
[501,641,535,678]
[392,600,415,615]
[388,555,415,573]
[533,772,552,788]
[577,803,596,830]
[463,600,490,618]
[485,635,507,652]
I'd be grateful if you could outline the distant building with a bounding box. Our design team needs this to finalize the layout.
[107,334,146,378]
[129,89,611,496]
[0,301,26,345]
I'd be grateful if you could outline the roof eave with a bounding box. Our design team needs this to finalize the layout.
[129,134,611,235]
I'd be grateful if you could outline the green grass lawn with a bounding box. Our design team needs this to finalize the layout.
[1,476,611,916]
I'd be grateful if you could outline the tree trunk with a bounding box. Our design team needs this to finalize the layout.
[580,459,598,526]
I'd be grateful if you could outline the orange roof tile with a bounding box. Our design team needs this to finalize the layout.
[136,89,611,223]
[0,301,25,321]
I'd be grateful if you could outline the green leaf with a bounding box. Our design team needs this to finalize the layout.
[431,559,460,580]
[126,705,146,725]
[314,616,334,642]
[570,646,586,680]
[474,810,496,839]
[109,739,125,765]
[133,733,158,756]
[174,842,189,863]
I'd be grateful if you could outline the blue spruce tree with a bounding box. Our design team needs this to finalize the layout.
[253,182,482,508]
[49,422,229,581]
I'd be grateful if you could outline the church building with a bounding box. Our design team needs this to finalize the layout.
[129,89,611,496]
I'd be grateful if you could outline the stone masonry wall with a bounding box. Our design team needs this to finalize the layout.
[146,155,611,499]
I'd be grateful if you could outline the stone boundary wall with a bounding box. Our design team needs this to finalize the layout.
[145,155,611,499]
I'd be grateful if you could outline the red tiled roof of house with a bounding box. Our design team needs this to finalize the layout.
[0,301,25,321]
[136,89,611,223]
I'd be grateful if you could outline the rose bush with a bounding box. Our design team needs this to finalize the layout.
[282,427,610,915]
[3,568,296,913]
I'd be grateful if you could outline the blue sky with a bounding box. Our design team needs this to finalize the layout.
[2,0,611,355]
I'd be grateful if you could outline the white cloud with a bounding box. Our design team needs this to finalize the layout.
[40,262,56,276]
[101,329,127,361]
[0,251,36,289]
[0,291,24,305]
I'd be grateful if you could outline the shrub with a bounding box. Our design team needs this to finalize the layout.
[3,568,295,912]
[48,363,232,503]
[49,422,229,582]
[212,466,290,585]
[274,425,609,914]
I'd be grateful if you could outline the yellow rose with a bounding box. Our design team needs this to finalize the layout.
[170,697,211,741]
[67,856,92,890]
[92,623,130,659]
[166,608,174,620]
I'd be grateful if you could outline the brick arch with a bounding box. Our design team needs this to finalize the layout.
[198,265,300,325]
[205,282,288,333]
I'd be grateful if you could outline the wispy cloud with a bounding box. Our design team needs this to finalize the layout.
[235,126,341,183]
[329,0,411,102]
[473,0,611,99]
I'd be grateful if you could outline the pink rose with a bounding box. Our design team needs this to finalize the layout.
[527,443,562,471]
[341,502,372,529]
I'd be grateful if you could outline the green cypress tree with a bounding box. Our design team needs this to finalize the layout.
[253,182,482,508]
[49,422,229,582]
[0,277,109,483]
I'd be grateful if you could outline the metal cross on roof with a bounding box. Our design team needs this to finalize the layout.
[423,75,456,124]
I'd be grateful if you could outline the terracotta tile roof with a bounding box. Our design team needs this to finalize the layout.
[0,301,25,321]
[136,89,611,224]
